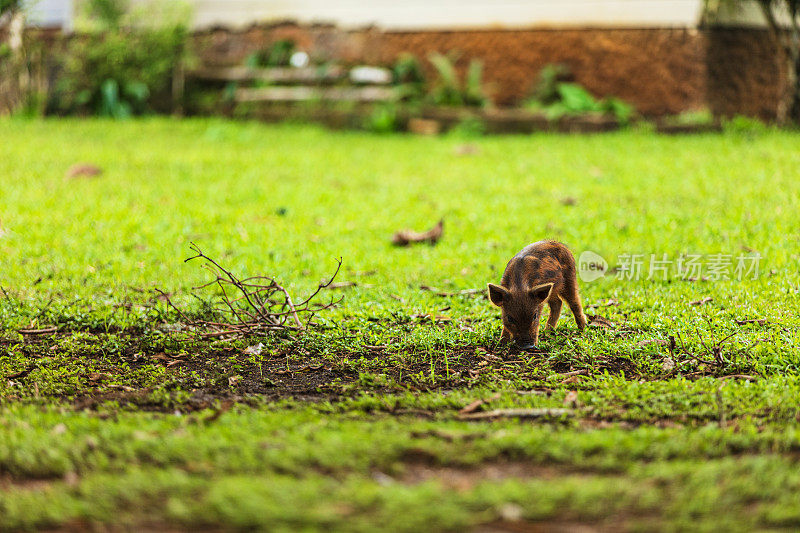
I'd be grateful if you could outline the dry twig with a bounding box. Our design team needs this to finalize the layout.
[392,219,444,246]
[156,243,342,339]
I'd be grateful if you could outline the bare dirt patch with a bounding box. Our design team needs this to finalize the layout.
[398,461,595,491]
[474,520,624,533]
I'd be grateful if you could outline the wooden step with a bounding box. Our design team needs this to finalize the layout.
[190,66,346,84]
[235,86,398,103]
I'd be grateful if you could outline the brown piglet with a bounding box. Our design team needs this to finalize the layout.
[488,240,587,350]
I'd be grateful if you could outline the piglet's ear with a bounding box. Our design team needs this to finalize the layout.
[488,283,509,306]
[529,282,554,301]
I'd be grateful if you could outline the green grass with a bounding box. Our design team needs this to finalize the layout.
[2,118,800,531]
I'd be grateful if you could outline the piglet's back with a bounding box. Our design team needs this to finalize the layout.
[501,240,576,291]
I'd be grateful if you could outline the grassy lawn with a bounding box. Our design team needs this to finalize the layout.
[1,118,800,531]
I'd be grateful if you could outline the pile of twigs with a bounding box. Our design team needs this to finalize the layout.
[157,243,342,339]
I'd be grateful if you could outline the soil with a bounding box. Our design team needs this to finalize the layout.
[10,329,638,412]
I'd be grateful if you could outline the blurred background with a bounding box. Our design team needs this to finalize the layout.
[1,0,796,130]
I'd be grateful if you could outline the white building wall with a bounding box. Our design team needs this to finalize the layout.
[23,0,73,29]
[188,0,707,30]
[23,0,779,32]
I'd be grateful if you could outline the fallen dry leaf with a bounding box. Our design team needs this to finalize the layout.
[244,343,264,356]
[563,390,579,406]
[637,339,668,347]
[458,393,501,415]
[155,291,173,302]
[392,219,444,246]
[420,285,484,297]
[453,143,480,156]
[327,281,358,289]
[499,503,524,521]
[5,365,36,380]
[17,326,58,335]
[559,369,588,378]
[588,299,619,308]
[412,313,451,322]
[63,471,80,487]
[735,318,767,325]
[720,374,758,381]
[459,408,573,420]
[690,297,713,306]
[408,118,440,135]
[588,315,614,328]
[108,384,136,392]
[66,163,103,179]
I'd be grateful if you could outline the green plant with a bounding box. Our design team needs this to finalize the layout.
[555,82,604,114]
[0,0,21,15]
[464,59,486,107]
[428,53,462,106]
[52,0,190,117]
[245,40,296,68]
[661,108,716,126]
[83,0,128,28]
[602,97,634,124]
[448,116,486,137]
[428,52,487,108]
[392,53,426,103]
[526,65,634,124]
[96,79,149,118]
[365,103,399,133]
[530,63,570,105]
[723,114,770,135]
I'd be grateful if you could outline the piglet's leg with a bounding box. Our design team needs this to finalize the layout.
[546,298,562,330]
[531,317,542,346]
[566,292,588,331]
[501,326,511,342]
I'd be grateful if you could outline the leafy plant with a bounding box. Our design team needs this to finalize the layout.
[365,103,399,133]
[526,65,634,124]
[602,97,634,123]
[428,52,487,108]
[428,53,462,106]
[245,40,296,68]
[530,63,570,105]
[83,0,128,28]
[464,60,486,107]
[661,108,716,127]
[96,79,149,118]
[723,114,769,135]
[392,54,426,103]
[52,0,190,117]
[448,116,486,137]
[0,0,21,15]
